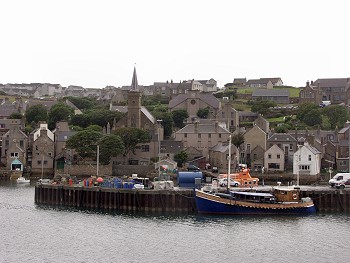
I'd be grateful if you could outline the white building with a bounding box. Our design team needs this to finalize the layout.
[293,143,321,176]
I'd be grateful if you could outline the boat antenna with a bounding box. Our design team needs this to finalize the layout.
[227,134,232,192]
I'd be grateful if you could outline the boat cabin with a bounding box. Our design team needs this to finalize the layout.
[273,188,300,202]
[231,191,276,203]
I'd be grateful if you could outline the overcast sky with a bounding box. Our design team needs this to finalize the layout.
[1,0,349,88]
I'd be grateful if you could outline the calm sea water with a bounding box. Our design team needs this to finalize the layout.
[1,181,350,263]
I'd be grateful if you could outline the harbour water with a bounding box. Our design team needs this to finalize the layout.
[1,181,350,263]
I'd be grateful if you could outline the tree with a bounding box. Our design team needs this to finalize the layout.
[152,112,173,138]
[85,109,123,128]
[231,132,245,165]
[70,114,91,128]
[48,102,74,129]
[172,109,189,128]
[231,132,245,148]
[9,112,22,119]
[322,105,350,129]
[296,103,319,121]
[65,97,96,111]
[197,107,209,119]
[250,99,276,115]
[223,88,237,100]
[25,104,48,124]
[174,150,188,167]
[69,109,123,129]
[66,129,103,159]
[99,134,124,164]
[113,127,151,157]
[304,109,322,126]
[86,125,103,132]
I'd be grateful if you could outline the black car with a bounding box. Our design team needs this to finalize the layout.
[187,165,200,172]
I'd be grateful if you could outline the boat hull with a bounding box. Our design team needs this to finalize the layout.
[195,190,316,215]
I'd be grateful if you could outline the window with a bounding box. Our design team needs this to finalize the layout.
[308,155,311,161]
[246,144,251,153]
[38,160,41,165]
[268,163,280,169]
[141,145,150,152]
[268,154,271,159]
[219,134,221,138]
[299,165,310,170]
[339,160,346,166]
[19,140,24,147]
[48,152,52,157]
[289,144,293,150]
[277,154,280,159]
[208,133,211,138]
[184,133,187,138]
[198,134,201,138]
[10,152,19,158]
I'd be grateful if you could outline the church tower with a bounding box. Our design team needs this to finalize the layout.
[127,66,142,128]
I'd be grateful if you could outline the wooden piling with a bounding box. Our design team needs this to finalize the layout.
[35,185,350,214]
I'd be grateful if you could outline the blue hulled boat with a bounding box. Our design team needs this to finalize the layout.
[195,187,316,215]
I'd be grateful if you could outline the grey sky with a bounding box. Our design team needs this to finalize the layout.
[1,0,348,88]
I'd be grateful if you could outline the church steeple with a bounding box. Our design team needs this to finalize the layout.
[131,66,138,91]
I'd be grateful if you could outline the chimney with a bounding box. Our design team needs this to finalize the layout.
[311,80,314,85]
[194,121,199,132]
[306,81,309,87]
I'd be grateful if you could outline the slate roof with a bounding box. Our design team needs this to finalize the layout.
[238,111,259,117]
[177,123,230,134]
[55,131,77,142]
[168,93,220,109]
[303,143,321,155]
[338,126,349,134]
[233,78,247,84]
[141,107,155,124]
[247,79,271,85]
[109,106,155,124]
[110,106,128,113]
[160,141,183,154]
[268,133,297,142]
[313,78,350,88]
[252,89,289,97]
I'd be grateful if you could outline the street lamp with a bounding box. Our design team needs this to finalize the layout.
[347,120,350,172]
[157,119,163,180]
[96,145,100,177]
[297,144,301,186]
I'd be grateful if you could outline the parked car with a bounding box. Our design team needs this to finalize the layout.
[187,165,200,172]
[219,178,240,187]
[211,166,219,173]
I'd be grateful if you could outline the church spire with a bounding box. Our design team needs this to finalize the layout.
[131,66,138,91]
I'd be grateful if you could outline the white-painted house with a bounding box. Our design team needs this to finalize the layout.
[293,143,321,176]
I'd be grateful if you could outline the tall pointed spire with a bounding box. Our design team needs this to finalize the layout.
[131,66,138,91]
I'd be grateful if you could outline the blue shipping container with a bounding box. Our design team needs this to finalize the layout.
[177,171,203,188]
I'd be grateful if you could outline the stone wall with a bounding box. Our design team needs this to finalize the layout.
[112,164,154,177]
[55,164,112,178]
[54,164,155,178]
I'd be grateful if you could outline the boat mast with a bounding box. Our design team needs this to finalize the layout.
[227,135,232,192]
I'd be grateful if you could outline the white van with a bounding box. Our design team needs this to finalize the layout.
[329,173,350,188]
